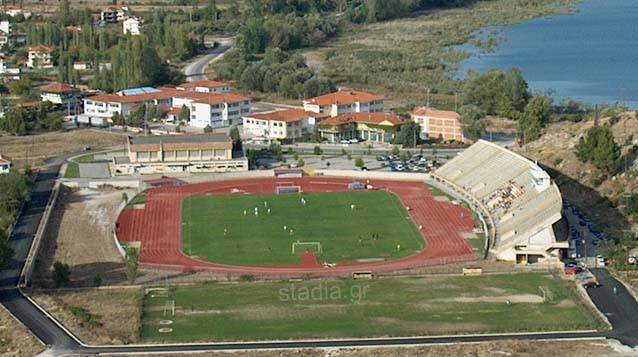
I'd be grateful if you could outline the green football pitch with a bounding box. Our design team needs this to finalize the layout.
[181,191,425,266]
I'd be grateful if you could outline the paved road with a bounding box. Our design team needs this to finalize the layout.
[588,268,638,346]
[183,41,232,82]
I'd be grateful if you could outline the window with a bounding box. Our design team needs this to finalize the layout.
[214,149,226,158]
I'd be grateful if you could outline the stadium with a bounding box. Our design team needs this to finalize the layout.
[115,140,566,277]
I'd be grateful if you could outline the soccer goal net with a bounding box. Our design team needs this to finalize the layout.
[292,241,322,254]
[276,186,302,194]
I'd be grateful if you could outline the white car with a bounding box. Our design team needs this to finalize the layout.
[596,255,605,266]
[349,138,360,144]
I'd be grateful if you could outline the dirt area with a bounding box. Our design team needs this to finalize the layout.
[96,339,636,357]
[0,305,44,356]
[32,186,134,288]
[28,287,142,345]
[515,113,638,235]
[486,117,518,135]
[0,130,126,169]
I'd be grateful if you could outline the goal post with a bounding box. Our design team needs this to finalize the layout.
[276,186,302,194]
[292,241,322,254]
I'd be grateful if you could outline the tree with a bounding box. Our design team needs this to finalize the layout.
[517,96,551,143]
[240,18,268,54]
[229,125,242,152]
[576,125,621,175]
[296,158,305,167]
[178,105,190,122]
[238,65,263,91]
[393,121,420,148]
[52,261,71,287]
[0,230,12,270]
[203,125,213,133]
[354,156,364,167]
[391,146,400,155]
[125,247,139,284]
[458,104,486,141]
[313,145,322,155]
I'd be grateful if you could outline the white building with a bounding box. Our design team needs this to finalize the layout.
[72,61,90,71]
[0,154,11,174]
[176,80,231,94]
[189,93,251,128]
[113,134,247,175]
[0,21,11,46]
[27,45,54,68]
[101,5,130,23]
[2,7,31,18]
[40,82,81,106]
[243,109,329,141]
[303,89,384,117]
[81,88,180,123]
[123,16,142,35]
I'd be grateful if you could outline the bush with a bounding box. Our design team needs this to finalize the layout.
[239,274,255,282]
[52,261,71,287]
[354,156,364,167]
[313,146,322,155]
[293,153,299,160]
[297,158,305,167]
[341,148,347,155]
[203,125,213,133]
[347,153,352,160]
[391,146,400,155]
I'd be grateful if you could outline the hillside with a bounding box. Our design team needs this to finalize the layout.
[514,114,638,236]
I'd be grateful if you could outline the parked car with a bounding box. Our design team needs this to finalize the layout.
[564,267,582,275]
[583,281,600,289]
[564,262,579,269]
[349,138,360,143]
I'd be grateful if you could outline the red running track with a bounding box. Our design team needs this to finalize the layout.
[116,177,478,278]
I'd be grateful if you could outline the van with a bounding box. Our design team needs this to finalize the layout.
[596,255,605,267]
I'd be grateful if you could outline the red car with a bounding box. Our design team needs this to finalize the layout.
[564,267,582,275]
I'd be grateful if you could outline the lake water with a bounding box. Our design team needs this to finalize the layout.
[457,0,638,109]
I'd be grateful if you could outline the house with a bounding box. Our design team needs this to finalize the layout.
[81,87,181,125]
[72,61,91,71]
[65,25,82,32]
[27,45,54,68]
[303,89,384,117]
[123,16,142,35]
[101,5,130,23]
[318,112,405,144]
[411,107,465,143]
[2,6,31,18]
[40,82,82,106]
[0,21,11,46]
[189,93,251,128]
[112,134,247,175]
[176,80,231,94]
[0,154,11,174]
[243,109,329,141]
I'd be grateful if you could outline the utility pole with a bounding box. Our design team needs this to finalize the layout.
[426,88,431,109]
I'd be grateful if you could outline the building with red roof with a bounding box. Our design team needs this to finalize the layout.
[243,108,329,141]
[303,89,384,117]
[176,80,231,94]
[27,45,54,68]
[40,82,82,106]
[411,107,465,143]
[318,112,405,144]
[0,154,12,174]
[101,5,130,23]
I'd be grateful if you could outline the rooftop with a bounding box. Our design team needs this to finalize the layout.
[412,107,460,120]
[130,134,230,146]
[193,93,250,105]
[28,45,54,53]
[0,154,11,164]
[177,80,229,89]
[304,90,383,106]
[41,82,79,94]
[321,112,405,126]
[86,88,181,104]
[247,108,328,123]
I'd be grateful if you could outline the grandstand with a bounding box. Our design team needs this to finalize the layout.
[435,140,567,264]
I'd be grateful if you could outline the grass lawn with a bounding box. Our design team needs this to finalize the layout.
[141,273,598,343]
[181,191,424,266]
[64,162,79,179]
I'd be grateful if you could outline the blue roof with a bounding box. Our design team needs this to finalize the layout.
[120,87,160,96]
